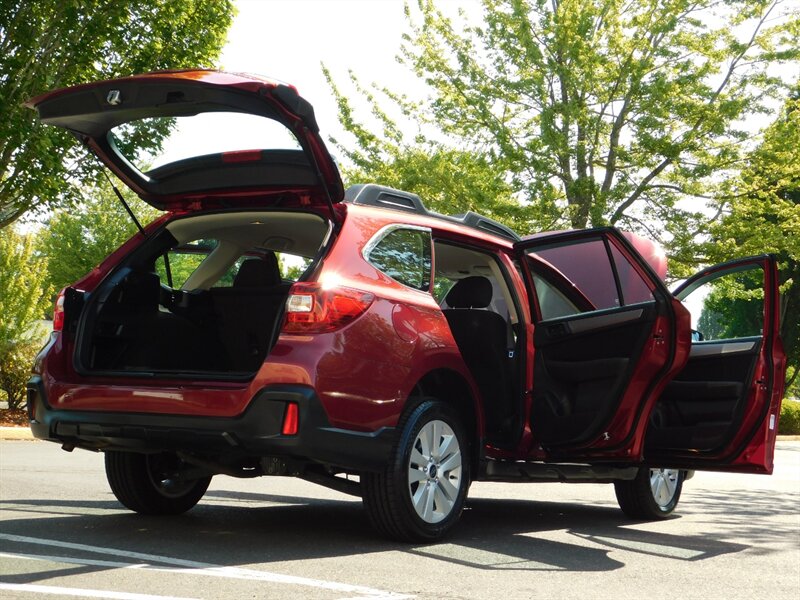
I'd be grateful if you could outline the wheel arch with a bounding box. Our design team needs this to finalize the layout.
[411,368,484,473]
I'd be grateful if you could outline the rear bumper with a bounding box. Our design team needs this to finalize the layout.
[26,376,396,472]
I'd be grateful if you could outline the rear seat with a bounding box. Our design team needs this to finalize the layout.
[96,270,219,371]
[209,254,289,371]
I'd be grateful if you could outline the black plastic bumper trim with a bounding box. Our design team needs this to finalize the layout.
[26,377,396,472]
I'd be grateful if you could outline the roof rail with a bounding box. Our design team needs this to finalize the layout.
[344,184,520,242]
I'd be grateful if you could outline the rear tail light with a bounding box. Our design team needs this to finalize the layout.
[52,288,67,332]
[283,282,375,333]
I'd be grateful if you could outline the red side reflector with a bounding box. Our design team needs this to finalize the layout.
[221,149,263,163]
[282,402,299,436]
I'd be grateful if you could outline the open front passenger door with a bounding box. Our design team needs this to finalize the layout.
[645,256,786,473]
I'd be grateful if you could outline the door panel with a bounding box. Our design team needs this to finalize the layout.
[532,304,657,446]
[514,228,687,460]
[647,338,761,451]
[545,307,645,336]
[646,256,786,473]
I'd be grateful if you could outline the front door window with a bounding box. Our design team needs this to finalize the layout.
[677,264,765,342]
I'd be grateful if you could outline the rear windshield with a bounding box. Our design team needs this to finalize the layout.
[109,112,301,173]
[155,243,312,290]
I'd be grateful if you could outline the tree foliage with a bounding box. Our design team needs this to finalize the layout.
[37,181,159,295]
[0,337,42,410]
[0,227,51,408]
[328,0,799,252]
[704,86,800,395]
[0,0,235,228]
[324,67,532,232]
[696,269,764,341]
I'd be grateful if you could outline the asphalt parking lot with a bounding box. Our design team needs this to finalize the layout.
[1,439,799,599]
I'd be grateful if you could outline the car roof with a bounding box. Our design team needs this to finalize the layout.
[343,203,516,249]
[343,184,518,247]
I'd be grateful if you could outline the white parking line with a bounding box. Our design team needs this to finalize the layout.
[0,583,198,600]
[1,551,157,570]
[0,533,411,600]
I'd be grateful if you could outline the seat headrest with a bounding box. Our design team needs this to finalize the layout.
[120,271,160,312]
[234,254,281,288]
[445,276,493,308]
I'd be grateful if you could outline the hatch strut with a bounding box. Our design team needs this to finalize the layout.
[83,143,146,237]
[85,145,174,287]
[98,165,177,287]
[303,133,340,227]
[100,168,146,237]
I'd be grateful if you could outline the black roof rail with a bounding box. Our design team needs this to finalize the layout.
[344,184,426,213]
[448,211,520,242]
[344,184,521,242]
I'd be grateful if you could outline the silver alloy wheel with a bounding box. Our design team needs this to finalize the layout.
[407,419,463,524]
[649,468,681,509]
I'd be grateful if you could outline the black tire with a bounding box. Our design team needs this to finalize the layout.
[614,467,684,520]
[105,451,211,515]
[362,399,471,542]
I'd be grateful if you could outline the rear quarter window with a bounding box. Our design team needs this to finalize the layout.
[366,227,432,291]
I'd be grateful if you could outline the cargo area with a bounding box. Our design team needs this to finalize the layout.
[74,210,331,377]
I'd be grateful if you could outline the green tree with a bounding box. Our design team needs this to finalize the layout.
[279,255,310,281]
[0,0,235,228]
[325,65,533,231]
[696,269,765,341]
[328,0,799,256]
[704,87,800,396]
[38,182,159,295]
[0,227,51,408]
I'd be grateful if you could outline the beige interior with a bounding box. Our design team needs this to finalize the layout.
[434,241,518,324]
[165,211,330,290]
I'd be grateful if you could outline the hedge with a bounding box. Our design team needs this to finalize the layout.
[779,400,800,435]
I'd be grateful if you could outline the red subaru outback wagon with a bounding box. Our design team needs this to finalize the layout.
[26,70,786,541]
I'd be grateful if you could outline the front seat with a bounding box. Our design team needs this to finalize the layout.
[443,276,515,440]
[233,253,282,288]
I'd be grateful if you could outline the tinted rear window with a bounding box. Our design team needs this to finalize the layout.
[109,112,301,173]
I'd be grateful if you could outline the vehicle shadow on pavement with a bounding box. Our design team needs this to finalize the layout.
[677,487,800,548]
[416,496,748,572]
[3,481,784,583]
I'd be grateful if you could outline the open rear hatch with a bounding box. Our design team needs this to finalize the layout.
[29,71,342,379]
[26,69,344,210]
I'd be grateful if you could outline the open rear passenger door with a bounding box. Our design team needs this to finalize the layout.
[515,228,691,461]
[646,256,786,473]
